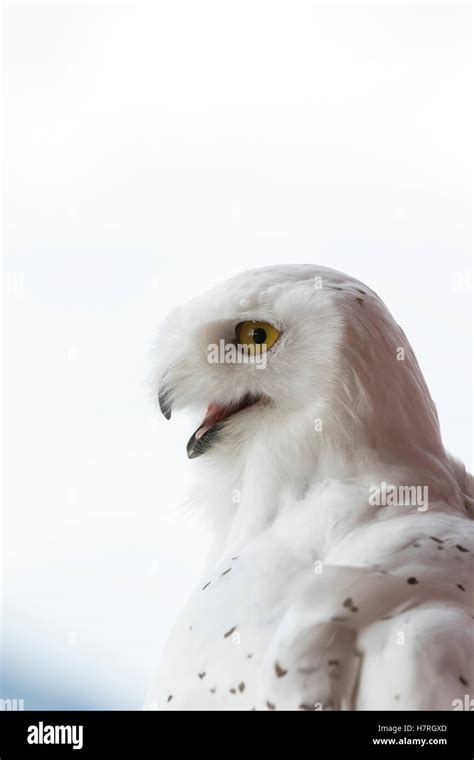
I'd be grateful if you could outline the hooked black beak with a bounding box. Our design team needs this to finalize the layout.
[186,424,224,459]
[158,380,173,420]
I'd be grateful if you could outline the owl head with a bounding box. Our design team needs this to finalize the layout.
[154,265,450,491]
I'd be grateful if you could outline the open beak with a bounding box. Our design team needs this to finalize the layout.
[158,376,265,458]
[185,394,263,458]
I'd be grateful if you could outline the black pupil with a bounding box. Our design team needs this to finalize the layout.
[252,327,267,344]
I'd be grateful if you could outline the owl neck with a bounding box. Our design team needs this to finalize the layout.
[197,378,461,566]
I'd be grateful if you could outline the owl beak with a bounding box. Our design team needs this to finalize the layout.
[186,424,224,459]
[158,375,267,458]
[185,394,266,459]
[158,377,173,420]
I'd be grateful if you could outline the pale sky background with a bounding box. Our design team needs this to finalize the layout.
[1,1,472,708]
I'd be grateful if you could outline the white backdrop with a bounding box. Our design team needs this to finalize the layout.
[2,1,472,708]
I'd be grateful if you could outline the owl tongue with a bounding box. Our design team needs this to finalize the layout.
[201,393,264,434]
[201,402,232,429]
[195,399,248,440]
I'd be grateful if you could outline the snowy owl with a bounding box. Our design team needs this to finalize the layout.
[147,264,473,711]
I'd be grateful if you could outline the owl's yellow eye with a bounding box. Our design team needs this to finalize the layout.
[236,321,280,352]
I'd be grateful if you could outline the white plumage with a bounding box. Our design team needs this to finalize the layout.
[146,264,473,711]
